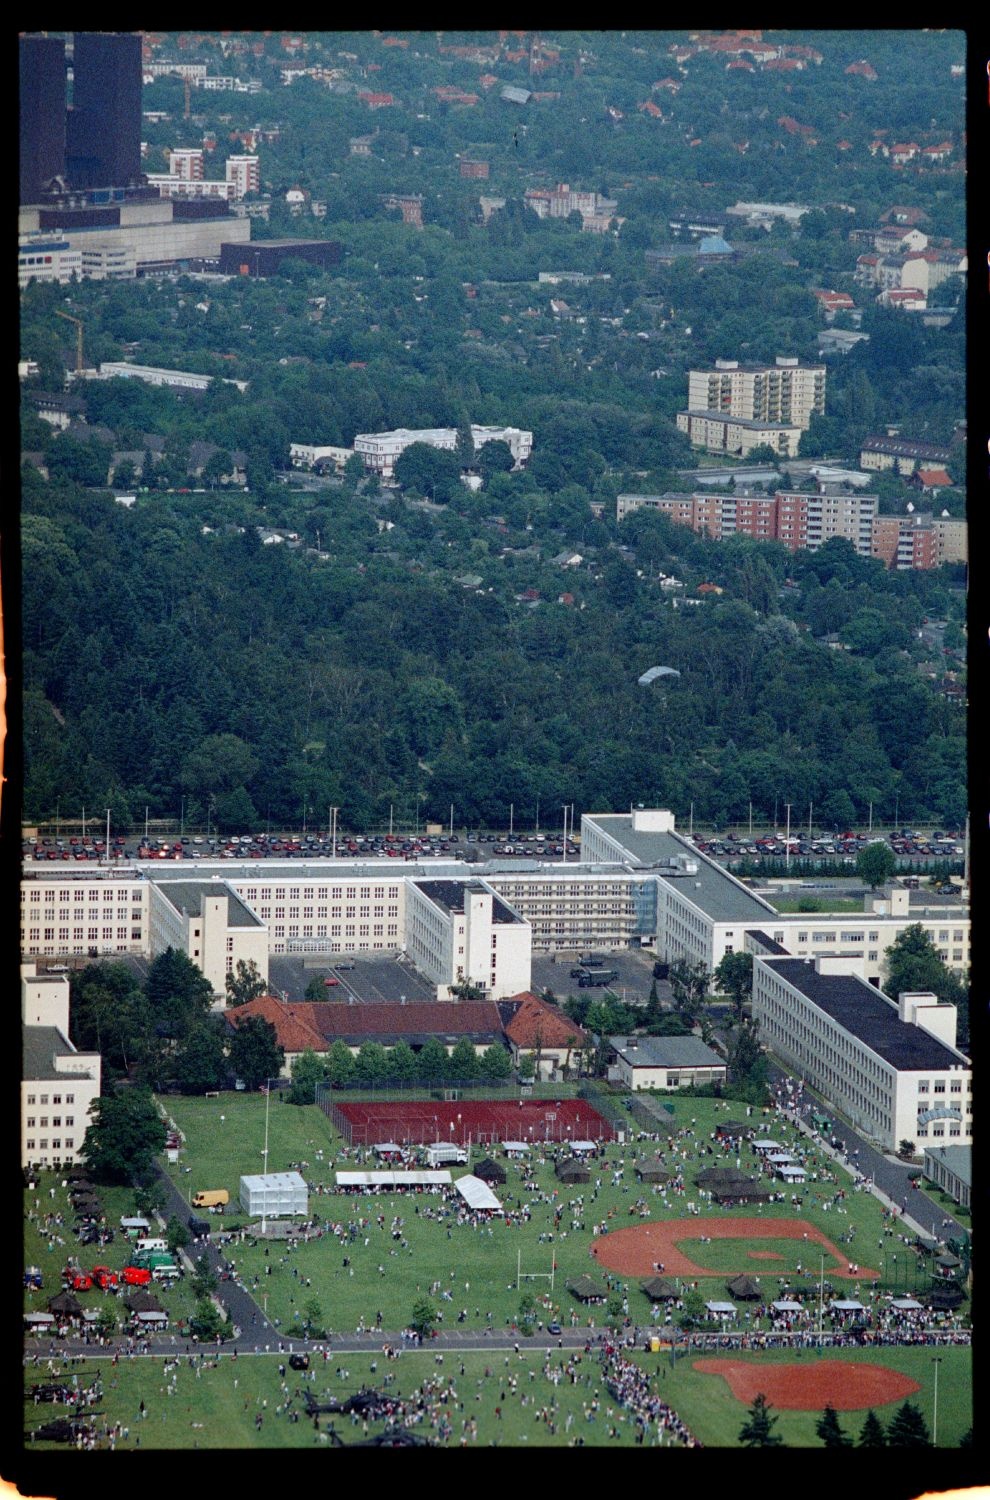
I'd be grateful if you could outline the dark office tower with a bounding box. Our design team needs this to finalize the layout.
[66,31,142,189]
[19,34,67,205]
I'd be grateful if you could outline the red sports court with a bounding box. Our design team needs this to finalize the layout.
[327,1097,615,1147]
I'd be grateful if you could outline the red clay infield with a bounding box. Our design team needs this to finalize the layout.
[591,1217,877,1280]
[692,1358,920,1411]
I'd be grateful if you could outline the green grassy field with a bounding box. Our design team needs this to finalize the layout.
[23,1091,970,1449]
[21,1343,972,1450]
[673,1235,845,1278]
[156,1093,949,1336]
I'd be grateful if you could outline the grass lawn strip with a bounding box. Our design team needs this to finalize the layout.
[21,1344,972,1449]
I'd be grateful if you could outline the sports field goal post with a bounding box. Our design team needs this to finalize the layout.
[517,1248,556,1293]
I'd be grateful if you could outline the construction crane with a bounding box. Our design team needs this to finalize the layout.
[55,309,85,374]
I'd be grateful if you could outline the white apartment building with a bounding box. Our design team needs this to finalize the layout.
[752,954,971,1152]
[147,176,236,202]
[149,880,269,1002]
[289,443,354,470]
[144,61,207,81]
[686,357,826,430]
[353,425,533,478]
[226,155,261,198]
[675,410,806,459]
[169,149,205,180]
[22,963,101,1170]
[97,362,213,391]
[18,238,83,288]
[405,880,531,999]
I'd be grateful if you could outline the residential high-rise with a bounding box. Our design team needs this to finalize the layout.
[19,34,67,204]
[686,356,826,429]
[66,31,142,189]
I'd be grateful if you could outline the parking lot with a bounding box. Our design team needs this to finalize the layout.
[530,947,661,1006]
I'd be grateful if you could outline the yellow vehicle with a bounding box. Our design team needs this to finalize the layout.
[191,1189,229,1208]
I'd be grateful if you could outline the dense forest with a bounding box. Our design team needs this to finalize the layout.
[20,30,967,834]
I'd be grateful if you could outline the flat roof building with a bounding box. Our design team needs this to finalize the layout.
[753,954,971,1151]
[67,32,143,191]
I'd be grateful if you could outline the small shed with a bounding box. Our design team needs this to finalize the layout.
[474,1157,506,1185]
[566,1275,607,1303]
[239,1171,309,1218]
[726,1274,762,1301]
[555,1158,590,1184]
[641,1276,678,1302]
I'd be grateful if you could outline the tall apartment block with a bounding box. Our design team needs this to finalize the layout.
[66,31,142,189]
[687,357,826,429]
[19,35,67,204]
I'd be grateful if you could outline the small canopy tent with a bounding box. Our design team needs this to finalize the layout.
[335,1171,451,1189]
[890,1298,923,1310]
[566,1275,607,1303]
[473,1157,507,1184]
[726,1274,762,1301]
[705,1301,736,1318]
[641,1277,679,1301]
[771,1301,804,1313]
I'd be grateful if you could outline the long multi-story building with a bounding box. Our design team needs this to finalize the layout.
[20,812,969,996]
[752,953,971,1152]
[353,425,533,478]
[674,410,806,459]
[686,357,826,429]
[67,32,143,191]
[617,489,962,570]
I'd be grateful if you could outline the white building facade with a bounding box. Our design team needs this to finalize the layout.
[405,879,531,999]
[148,881,269,1002]
[22,963,101,1171]
[752,954,971,1151]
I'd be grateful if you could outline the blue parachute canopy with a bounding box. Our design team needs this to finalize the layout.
[638,665,681,686]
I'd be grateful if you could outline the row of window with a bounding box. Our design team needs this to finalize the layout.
[24,1140,74,1150]
[260,906,395,920]
[25,1094,75,1105]
[25,1117,74,1128]
[29,929,142,941]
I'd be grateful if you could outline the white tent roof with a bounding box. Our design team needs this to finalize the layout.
[335,1171,451,1187]
[120,1217,151,1229]
[570,1140,597,1154]
[752,1140,783,1152]
[24,1312,55,1324]
[372,1143,405,1156]
[705,1301,737,1314]
[830,1299,864,1311]
[776,1165,806,1178]
[240,1171,308,1192]
[454,1174,503,1211]
[771,1301,804,1312]
[891,1297,923,1310]
[766,1153,797,1164]
[503,1142,531,1153]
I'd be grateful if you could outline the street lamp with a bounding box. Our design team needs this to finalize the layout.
[931,1355,942,1446]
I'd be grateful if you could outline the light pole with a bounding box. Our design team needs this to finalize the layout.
[931,1355,942,1446]
[261,1078,273,1235]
